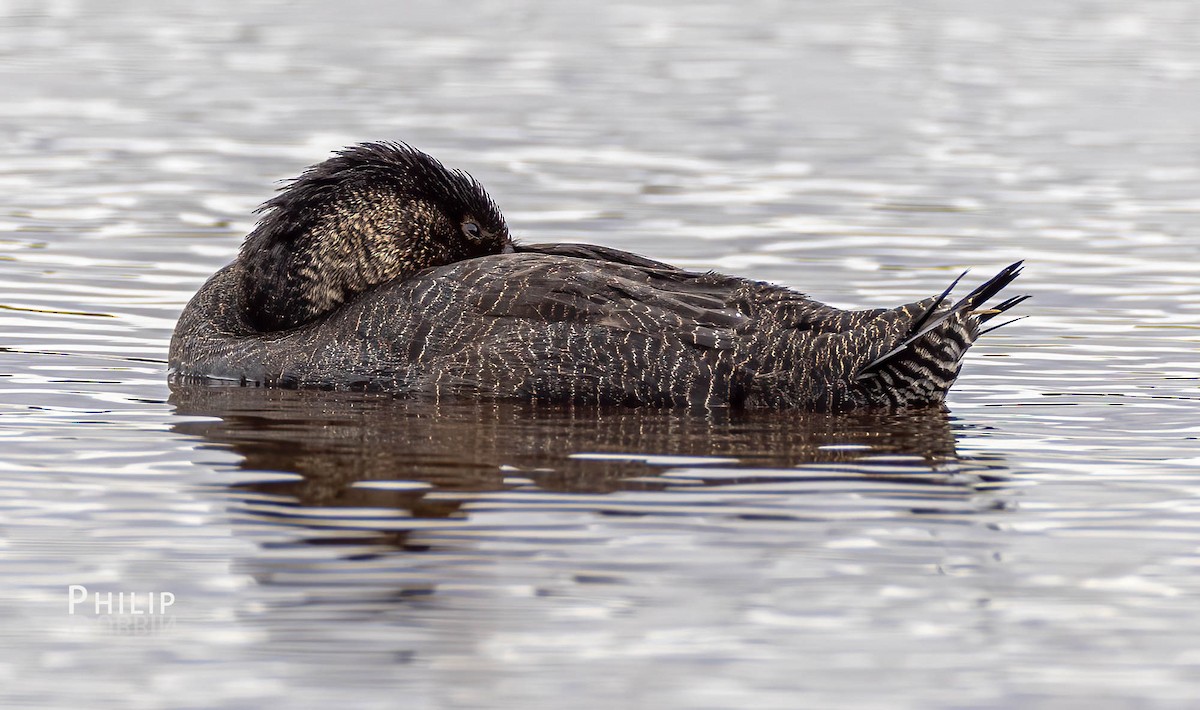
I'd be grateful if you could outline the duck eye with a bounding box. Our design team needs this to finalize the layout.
[462,221,482,241]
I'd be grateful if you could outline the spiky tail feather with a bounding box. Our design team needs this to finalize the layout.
[855,262,1027,406]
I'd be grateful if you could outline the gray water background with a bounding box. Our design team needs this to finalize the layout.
[1,1,1198,708]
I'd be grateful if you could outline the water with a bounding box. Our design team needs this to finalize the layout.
[1,0,1198,707]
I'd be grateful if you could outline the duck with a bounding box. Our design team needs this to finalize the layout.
[169,141,1027,411]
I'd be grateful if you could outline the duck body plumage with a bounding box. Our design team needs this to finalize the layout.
[171,243,1024,411]
[169,142,1026,411]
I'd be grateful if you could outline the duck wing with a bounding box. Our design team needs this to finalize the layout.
[459,253,750,346]
[514,242,892,335]
[515,242,679,271]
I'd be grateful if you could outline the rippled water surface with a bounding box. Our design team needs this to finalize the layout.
[2,1,1199,708]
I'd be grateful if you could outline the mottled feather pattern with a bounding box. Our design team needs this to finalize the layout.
[169,142,1026,411]
[238,143,509,333]
[172,242,1025,411]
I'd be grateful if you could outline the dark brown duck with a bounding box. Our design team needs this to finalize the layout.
[169,142,1027,411]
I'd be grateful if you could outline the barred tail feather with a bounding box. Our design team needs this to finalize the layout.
[854,262,1026,406]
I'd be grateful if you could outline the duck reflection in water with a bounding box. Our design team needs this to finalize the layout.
[170,385,1012,549]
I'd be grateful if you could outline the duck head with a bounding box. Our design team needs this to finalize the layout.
[238,142,511,332]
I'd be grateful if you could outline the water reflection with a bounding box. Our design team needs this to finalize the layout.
[170,385,1013,544]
